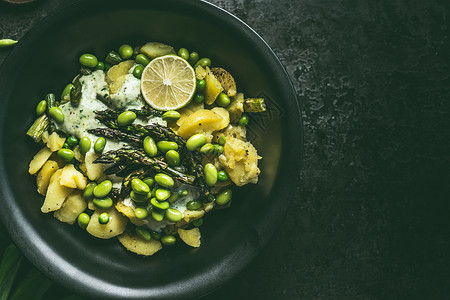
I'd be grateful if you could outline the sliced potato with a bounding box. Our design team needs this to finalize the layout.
[29,147,53,175]
[140,42,175,59]
[86,207,128,239]
[73,145,84,162]
[115,201,146,226]
[118,233,162,256]
[41,169,74,213]
[46,132,66,152]
[227,93,245,123]
[183,209,205,223]
[53,190,87,224]
[176,109,229,139]
[211,67,236,97]
[41,131,49,144]
[222,124,247,141]
[203,202,215,212]
[178,228,201,248]
[36,160,59,195]
[85,151,104,181]
[204,66,223,105]
[195,65,207,80]
[106,60,134,84]
[60,164,87,189]
[210,107,230,129]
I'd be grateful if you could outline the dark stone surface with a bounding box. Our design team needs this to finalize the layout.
[1,0,449,299]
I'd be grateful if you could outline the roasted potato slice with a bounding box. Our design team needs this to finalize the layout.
[178,228,201,248]
[41,169,74,213]
[86,207,128,239]
[118,233,162,256]
[204,66,223,105]
[140,42,175,59]
[36,160,59,195]
[211,67,236,97]
[46,132,66,152]
[29,147,53,175]
[53,190,87,225]
[84,152,104,181]
[227,93,245,123]
[176,109,229,139]
[60,164,87,189]
[115,201,146,226]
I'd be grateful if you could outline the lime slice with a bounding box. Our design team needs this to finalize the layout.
[140,55,196,110]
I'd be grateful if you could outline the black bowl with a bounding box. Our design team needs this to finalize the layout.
[0,0,302,299]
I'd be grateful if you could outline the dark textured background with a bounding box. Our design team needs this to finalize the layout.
[1,0,450,299]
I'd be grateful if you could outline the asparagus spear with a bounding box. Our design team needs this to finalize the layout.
[70,75,82,106]
[26,114,49,143]
[244,98,266,112]
[87,128,142,144]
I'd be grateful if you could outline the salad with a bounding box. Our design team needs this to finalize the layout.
[26,42,266,256]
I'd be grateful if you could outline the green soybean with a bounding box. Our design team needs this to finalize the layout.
[61,83,73,102]
[93,180,112,198]
[135,54,151,66]
[167,192,179,204]
[217,170,228,182]
[134,207,149,220]
[186,133,207,151]
[156,141,178,153]
[133,65,144,79]
[200,143,214,155]
[117,111,136,126]
[0,39,17,48]
[95,61,105,70]
[131,178,150,195]
[155,188,171,201]
[154,173,174,188]
[216,188,232,205]
[151,209,165,222]
[204,163,218,186]
[218,136,226,146]
[165,208,182,223]
[93,197,113,209]
[213,144,224,155]
[67,136,78,147]
[193,93,205,103]
[94,137,106,153]
[118,44,133,59]
[192,218,203,227]
[161,235,176,246]
[130,191,151,203]
[178,48,190,60]
[194,58,211,69]
[135,226,152,241]
[142,177,155,189]
[48,107,64,124]
[79,136,91,154]
[216,93,230,107]
[79,54,98,68]
[57,149,74,162]
[36,100,47,116]
[180,189,189,196]
[239,114,249,126]
[162,110,181,122]
[196,79,206,92]
[151,231,161,240]
[83,182,97,200]
[77,213,90,230]
[165,150,180,167]
[186,200,202,210]
[188,52,199,66]
[151,198,169,210]
[98,212,110,224]
[62,142,70,149]
[143,136,158,157]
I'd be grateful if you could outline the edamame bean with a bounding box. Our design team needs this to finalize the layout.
[192,218,203,227]
[151,198,169,210]
[154,173,174,188]
[93,197,113,209]
[142,177,155,189]
[79,54,98,68]
[62,142,70,149]
[213,144,224,156]
[180,189,189,196]
[155,188,171,201]
[133,65,144,79]
[194,58,211,69]
[196,79,206,92]
[216,188,232,205]
[162,111,181,122]
[134,207,149,220]
[57,148,74,162]
[98,212,110,224]
[167,192,179,204]
[177,48,190,60]
[83,182,97,200]
[156,141,178,153]
[95,61,105,70]
[131,178,150,195]
[188,52,199,66]
[94,137,106,153]
[239,114,249,126]
[200,143,214,155]
[186,133,207,151]
[135,226,152,241]
[77,213,90,230]
[204,163,218,186]
[61,83,73,102]
[130,191,151,203]
[217,170,228,182]
[216,93,230,107]
[151,231,161,240]
[118,44,133,59]
[48,106,65,124]
[151,209,165,222]
[135,54,151,66]
[0,39,17,48]
[79,136,91,154]
[117,111,136,126]
[143,136,158,157]
[186,200,202,210]
[161,235,176,246]
[67,136,78,147]
[93,180,112,198]
[193,93,205,103]
[36,100,47,116]
[218,136,226,146]
[165,150,180,167]
[165,208,182,223]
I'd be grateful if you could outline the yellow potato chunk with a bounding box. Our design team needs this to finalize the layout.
[41,169,74,213]
[36,160,59,195]
[195,65,207,80]
[53,190,87,225]
[204,66,223,105]
[176,109,229,139]
[183,210,205,223]
[222,124,247,141]
[60,164,87,190]
[178,228,201,248]
[46,132,66,152]
[227,93,245,123]
[115,201,146,226]
[211,67,237,97]
[73,145,84,162]
[86,207,128,239]
[118,233,162,256]
[29,147,53,175]
[84,152,104,181]
[106,60,134,84]
[210,107,230,129]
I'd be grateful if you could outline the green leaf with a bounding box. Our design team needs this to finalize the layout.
[9,267,53,300]
[0,244,23,300]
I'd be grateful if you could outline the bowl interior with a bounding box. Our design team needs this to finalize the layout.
[0,0,301,299]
